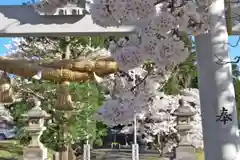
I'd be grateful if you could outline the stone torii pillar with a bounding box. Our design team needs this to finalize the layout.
[195,0,240,159]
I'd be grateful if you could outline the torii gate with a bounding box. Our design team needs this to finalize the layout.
[0,1,240,160]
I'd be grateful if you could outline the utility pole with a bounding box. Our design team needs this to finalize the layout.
[132,113,139,160]
[83,37,92,160]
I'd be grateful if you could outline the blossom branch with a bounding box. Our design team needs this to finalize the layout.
[215,55,240,65]
[130,71,151,92]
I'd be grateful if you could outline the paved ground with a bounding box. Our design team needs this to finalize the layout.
[91,149,167,160]
[0,140,203,160]
[90,149,204,160]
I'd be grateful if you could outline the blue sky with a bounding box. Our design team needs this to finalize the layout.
[0,0,239,58]
[0,0,30,56]
[229,36,240,59]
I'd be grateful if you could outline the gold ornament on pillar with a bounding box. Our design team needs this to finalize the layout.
[55,81,74,111]
[0,72,14,104]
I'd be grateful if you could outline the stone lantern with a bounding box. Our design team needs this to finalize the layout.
[171,98,196,160]
[22,97,50,160]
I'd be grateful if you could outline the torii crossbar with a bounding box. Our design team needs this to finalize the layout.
[0,5,136,37]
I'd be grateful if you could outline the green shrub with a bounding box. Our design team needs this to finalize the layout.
[94,138,103,148]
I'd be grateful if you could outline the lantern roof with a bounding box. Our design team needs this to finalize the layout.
[172,99,196,117]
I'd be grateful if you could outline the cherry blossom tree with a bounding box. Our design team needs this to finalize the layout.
[88,0,210,71]
[4,37,109,60]
[87,0,207,152]
[32,0,210,72]
[94,86,203,154]
[87,1,208,146]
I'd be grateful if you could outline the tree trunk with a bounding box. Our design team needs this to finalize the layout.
[59,124,68,160]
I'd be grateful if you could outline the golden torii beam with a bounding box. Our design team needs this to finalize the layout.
[0,56,118,82]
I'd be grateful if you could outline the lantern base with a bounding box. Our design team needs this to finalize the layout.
[175,145,196,160]
[23,146,47,160]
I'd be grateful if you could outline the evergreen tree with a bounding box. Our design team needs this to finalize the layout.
[162,53,240,119]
